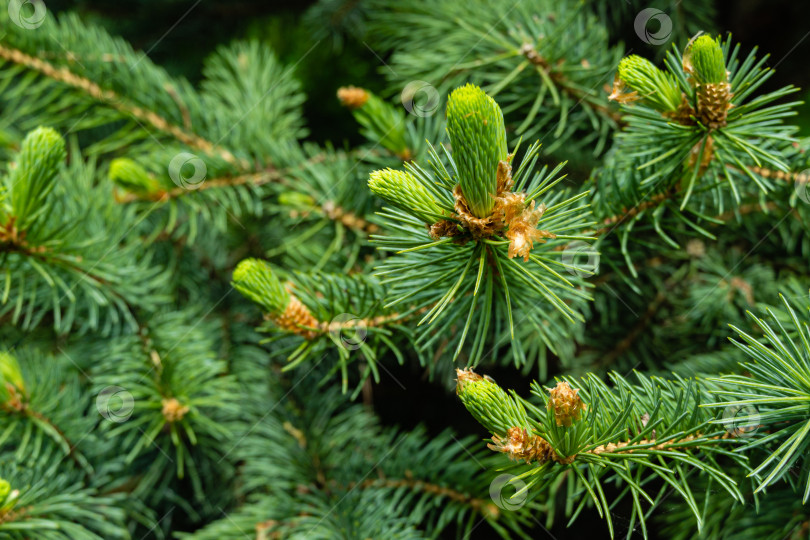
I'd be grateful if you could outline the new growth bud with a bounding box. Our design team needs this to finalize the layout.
[0,478,19,513]
[232,258,290,316]
[368,168,445,224]
[233,259,321,338]
[684,35,732,129]
[446,84,508,218]
[0,479,9,504]
[685,35,727,84]
[456,368,528,436]
[162,397,190,422]
[8,127,67,230]
[109,158,162,197]
[615,55,682,113]
[547,381,587,427]
[337,86,370,109]
[0,352,24,394]
[0,352,25,411]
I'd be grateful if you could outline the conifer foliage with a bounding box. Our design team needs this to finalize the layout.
[0,0,809,538]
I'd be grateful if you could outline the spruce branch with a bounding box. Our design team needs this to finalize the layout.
[744,164,810,185]
[0,13,326,241]
[0,43,241,166]
[456,367,749,537]
[113,158,379,235]
[657,472,808,540]
[0,445,129,539]
[606,34,801,213]
[0,348,102,473]
[593,159,809,238]
[189,371,540,539]
[370,85,595,366]
[455,288,810,536]
[86,310,239,493]
[366,0,623,155]
[1,10,383,263]
[0,130,167,334]
[232,259,401,339]
[111,169,275,203]
[232,259,410,392]
[707,294,810,502]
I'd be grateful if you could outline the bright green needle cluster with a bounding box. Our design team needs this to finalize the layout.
[0,478,16,513]
[687,35,727,84]
[456,369,528,436]
[0,352,24,394]
[446,84,508,218]
[6,127,66,230]
[232,258,290,315]
[109,158,160,196]
[617,55,682,112]
[368,168,445,223]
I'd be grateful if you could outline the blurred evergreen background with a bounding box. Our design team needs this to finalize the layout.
[46,0,810,146]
